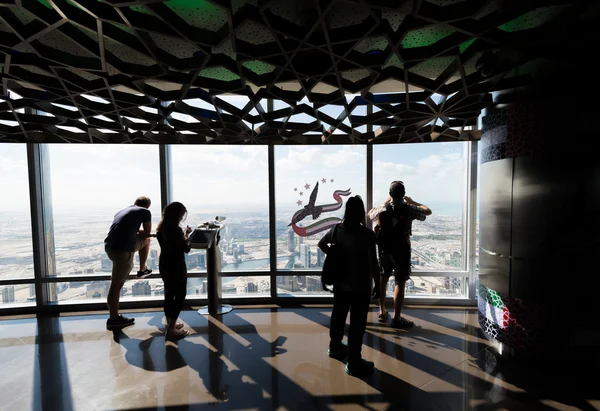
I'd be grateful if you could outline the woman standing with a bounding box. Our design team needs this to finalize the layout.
[318,196,380,378]
[156,202,192,340]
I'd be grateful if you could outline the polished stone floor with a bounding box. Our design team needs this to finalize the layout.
[0,306,597,411]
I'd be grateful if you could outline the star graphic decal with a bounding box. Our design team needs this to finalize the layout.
[304,183,311,190]
[297,200,303,206]
[299,192,303,196]
[330,178,334,183]
[294,188,297,191]
[321,178,326,183]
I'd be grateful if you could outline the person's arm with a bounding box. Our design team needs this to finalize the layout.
[180,227,191,253]
[317,228,334,254]
[137,209,153,237]
[404,196,432,216]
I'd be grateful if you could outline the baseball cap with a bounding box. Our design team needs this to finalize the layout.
[389,181,406,198]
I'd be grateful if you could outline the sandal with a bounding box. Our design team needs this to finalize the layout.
[166,328,189,341]
[175,321,184,330]
[391,317,415,329]
[378,311,389,322]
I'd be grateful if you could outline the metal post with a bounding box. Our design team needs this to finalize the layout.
[467,140,479,300]
[366,103,373,229]
[197,228,232,315]
[27,143,56,307]
[267,99,278,298]
[159,144,172,211]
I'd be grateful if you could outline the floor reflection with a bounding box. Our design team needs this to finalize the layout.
[0,307,596,411]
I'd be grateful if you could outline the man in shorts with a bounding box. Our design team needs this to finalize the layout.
[104,196,153,330]
[370,181,431,328]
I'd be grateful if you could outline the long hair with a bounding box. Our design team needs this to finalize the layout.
[156,202,187,232]
[343,196,366,227]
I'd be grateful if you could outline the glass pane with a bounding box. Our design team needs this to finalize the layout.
[0,284,36,305]
[275,146,367,271]
[186,276,270,297]
[373,142,467,271]
[0,144,34,279]
[385,276,467,297]
[276,275,332,296]
[51,279,165,303]
[45,145,162,278]
[171,146,270,272]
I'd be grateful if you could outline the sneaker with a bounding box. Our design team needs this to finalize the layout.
[328,342,348,360]
[345,359,375,378]
[137,268,152,279]
[166,328,189,341]
[106,315,135,330]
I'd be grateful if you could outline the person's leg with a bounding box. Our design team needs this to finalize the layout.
[137,237,151,271]
[378,252,392,317]
[172,277,187,323]
[330,289,350,349]
[347,292,370,364]
[164,279,176,330]
[379,277,388,316]
[107,251,133,320]
[393,279,407,321]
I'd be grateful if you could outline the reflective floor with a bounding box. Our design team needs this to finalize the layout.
[0,306,597,411]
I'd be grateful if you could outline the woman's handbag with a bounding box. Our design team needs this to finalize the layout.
[321,224,341,292]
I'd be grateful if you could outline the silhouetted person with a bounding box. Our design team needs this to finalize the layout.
[105,196,153,330]
[156,202,192,340]
[318,196,380,378]
[370,181,431,328]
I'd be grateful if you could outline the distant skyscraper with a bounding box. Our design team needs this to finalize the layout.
[199,253,206,268]
[287,228,295,252]
[238,244,244,254]
[86,282,109,299]
[306,276,321,292]
[101,258,112,272]
[246,282,257,293]
[316,248,325,267]
[278,276,300,292]
[233,248,239,260]
[2,286,15,303]
[132,280,151,296]
[150,249,158,259]
[29,283,35,297]
[300,244,310,268]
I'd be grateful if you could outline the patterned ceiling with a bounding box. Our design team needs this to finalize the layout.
[0,0,594,144]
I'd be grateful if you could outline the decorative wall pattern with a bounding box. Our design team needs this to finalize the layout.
[478,283,545,350]
[0,0,585,144]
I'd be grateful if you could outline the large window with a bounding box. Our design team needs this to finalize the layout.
[0,136,477,308]
[45,145,162,282]
[373,142,469,297]
[0,144,34,306]
[274,145,367,277]
[171,144,270,296]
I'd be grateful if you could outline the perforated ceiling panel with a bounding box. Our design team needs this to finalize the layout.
[0,0,595,144]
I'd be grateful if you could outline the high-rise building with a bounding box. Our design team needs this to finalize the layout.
[278,276,300,292]
[287,228,295,252]
[86,282,109,299]
[233,247,239,261]
[150,249,158,259]
[2,286,15,303]
[246,282,257,293]
[101,258,112,272]
[316,248,325,267]
[299,244,310,268]
[29,283,35,297]
[306,276,322,292]
[132,280,151,296]
[238,244,244,254]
